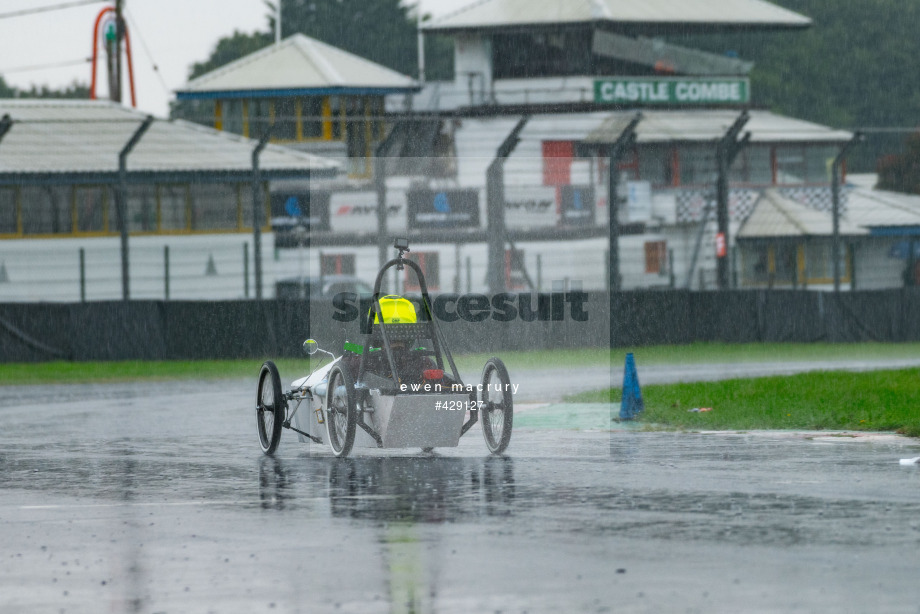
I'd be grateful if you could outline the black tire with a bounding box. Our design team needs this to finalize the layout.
[325,364,357,457]
[479,357,513,454]
[256,361,286,455]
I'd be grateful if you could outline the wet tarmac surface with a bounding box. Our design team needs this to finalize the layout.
[3,377,920,613]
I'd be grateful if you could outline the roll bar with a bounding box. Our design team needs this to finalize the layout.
[357,239,463,388]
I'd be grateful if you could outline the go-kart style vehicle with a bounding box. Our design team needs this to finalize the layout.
[255,238,514,457]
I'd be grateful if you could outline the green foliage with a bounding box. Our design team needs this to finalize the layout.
[186,0,920,176]
[679,1,919,127]
[276,0,417,77]
[4,342,920,386]
[0,77,90,99]
[422,34,454,81]
[675,0,920,171]
[876,132,920,195]
[0,76,15,97]
[188,30,273,80]
[187,0,452,83]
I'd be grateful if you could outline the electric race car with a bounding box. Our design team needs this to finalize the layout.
[255,238,514,457]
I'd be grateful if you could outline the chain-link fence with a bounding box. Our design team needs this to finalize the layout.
[2,107,919,304]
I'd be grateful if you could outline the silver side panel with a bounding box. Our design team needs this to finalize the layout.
[293,389,468,449]
[363,391,468,449]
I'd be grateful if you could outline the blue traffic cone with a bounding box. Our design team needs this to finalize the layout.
[620,352,644,420]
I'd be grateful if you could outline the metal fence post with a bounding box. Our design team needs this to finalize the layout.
[243,242,250,298]
[251,132,272,300]
[373,125,402,280]
[375,149,389,282]
[487,116,529,294]
[0,116,13,294]
[164,245,170,301]
[906,240,915,288]
[716,111,750,290]
[536,253,543,292]
[832,132,863,292]
[0,114,12,143]
[79,248,86,302]
[669,248,676,288]
[116,115,154,301]
[597,114,642,295]
[850,244,858,290]
[453,243,461,293]
[731,245,739,289]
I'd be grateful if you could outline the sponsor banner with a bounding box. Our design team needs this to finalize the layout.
[270,191,330,232]
[504,185,557,230]
[594,78,750,105]
[407,188,480,229]
[560,185,595,226]
[626,181,652,223]
[329,191,405,234]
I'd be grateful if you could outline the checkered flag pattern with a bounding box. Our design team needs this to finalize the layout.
[674,186,847,224]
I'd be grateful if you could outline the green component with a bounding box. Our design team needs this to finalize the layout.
[594,77,750,105]
[344,342,364,355]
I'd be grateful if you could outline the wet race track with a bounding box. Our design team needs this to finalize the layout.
[3,370,920,613]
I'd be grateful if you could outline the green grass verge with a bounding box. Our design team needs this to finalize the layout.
[2,342,919,386]
[0,360,273,385]
[462,341,920,370]
[567,368,920,437]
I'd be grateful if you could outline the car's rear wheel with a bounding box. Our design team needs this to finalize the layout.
[256,361,285,455]
[325,365,357,457]
[479,358,513,454]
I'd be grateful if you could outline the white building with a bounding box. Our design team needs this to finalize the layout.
[0,99,337,302]
[369,0,854,291]
[7,0,900,301]
[844,185,920,289]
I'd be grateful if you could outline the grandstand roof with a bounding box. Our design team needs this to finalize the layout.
[178,34,418,100]
[0,99,339,185]
[425,0,811,33]
[738,189,866,239]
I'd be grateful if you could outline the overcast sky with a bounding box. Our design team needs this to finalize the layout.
[0,0,470,116]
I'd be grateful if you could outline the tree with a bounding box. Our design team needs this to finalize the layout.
[0,76,90,99]
[0,76,15,98]
[186,0,452,82]
[274,0,419,77]
[21,82,90,99]
[676,0,920,170]
[876,133,920,195]
[188,30,273,80]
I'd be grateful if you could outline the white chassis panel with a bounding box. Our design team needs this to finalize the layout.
[291,379,469,450]
[364,391,468,448]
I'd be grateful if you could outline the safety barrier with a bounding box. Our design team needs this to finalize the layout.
[1,289,919,362]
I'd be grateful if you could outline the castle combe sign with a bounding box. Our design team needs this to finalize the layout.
[594,78,750,105]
